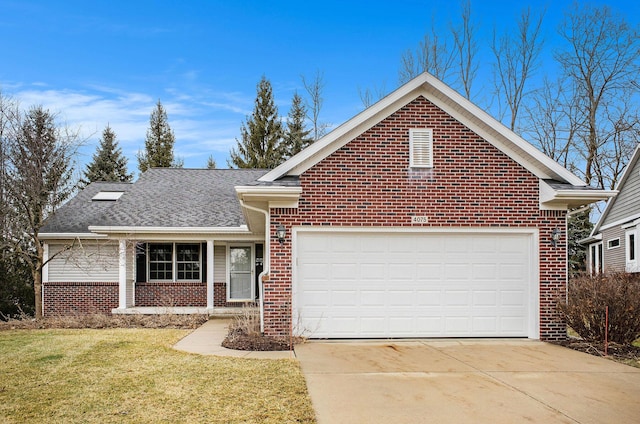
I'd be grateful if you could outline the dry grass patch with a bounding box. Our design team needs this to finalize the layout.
[0,329,315,423]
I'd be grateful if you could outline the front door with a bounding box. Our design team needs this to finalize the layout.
[229,246,253,301]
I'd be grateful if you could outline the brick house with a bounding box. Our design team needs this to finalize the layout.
[40,73,613,340]
[582,143,640,274]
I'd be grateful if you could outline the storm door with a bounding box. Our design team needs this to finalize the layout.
[228,246,253,301]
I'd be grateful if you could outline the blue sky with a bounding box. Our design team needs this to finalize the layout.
[1,0,638,175]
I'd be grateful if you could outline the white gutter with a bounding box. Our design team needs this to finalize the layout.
[39,232,109,240]
[87,226,251,234]
[237,198,269,334]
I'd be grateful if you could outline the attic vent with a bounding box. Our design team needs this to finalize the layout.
[92,191,124,201]
[409,129,433,168]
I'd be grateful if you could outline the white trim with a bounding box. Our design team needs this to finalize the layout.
[607,238,621,250]
[626,230,638,272]
[118,240,127,309]
[589,242,604,275]
[291,226,540,339]
[409,128,434,168]
[39,232,109,240]
[591,143,640,236]
[42,243,49,282]
[206,240,214,309]
[598,211,640,232]
[260,72,585,186]
[88,225,250,235]
[226,244,255,302]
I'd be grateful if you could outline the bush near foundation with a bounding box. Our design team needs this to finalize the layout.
[558,272,640,345]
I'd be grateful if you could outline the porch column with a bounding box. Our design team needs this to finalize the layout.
[206,240,214,309]
[118,239,127,309]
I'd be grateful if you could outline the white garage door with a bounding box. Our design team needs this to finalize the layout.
[294,230,535,338]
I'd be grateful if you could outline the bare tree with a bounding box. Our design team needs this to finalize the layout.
[399,25,455,84]
[451,0,478,100]
[301,70,329,141]
[556,4,640,188]
[5,106,79,318]
[358,82,387,109]
[491,7,545,130]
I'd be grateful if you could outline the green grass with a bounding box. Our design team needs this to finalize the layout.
[0,329,315,423]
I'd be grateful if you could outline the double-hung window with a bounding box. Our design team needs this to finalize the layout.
[148,243,201,281]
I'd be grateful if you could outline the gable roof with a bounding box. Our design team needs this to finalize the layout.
[41,168,268,238]
[590,143,640,235]
[41,181,133,236]
[260,72,586,186]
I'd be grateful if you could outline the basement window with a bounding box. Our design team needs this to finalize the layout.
[409,129,433,168]
[92,191,124,201]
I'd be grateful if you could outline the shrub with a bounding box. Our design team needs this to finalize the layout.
[558,272,640,344]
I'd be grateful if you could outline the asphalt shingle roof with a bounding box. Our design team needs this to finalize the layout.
[41,181,133,233]
[41,168,269,233]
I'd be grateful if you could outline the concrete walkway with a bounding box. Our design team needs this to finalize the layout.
[296,339,640,424]
[173,318,295,359]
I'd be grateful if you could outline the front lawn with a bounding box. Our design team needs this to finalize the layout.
[0,329,315,423]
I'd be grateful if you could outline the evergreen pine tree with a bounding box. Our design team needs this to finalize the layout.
[229,76,283,169]
[81,125,132,186]
[282,92,313,159]
[568,208,593,277]
[206,154,217,169]
[137,100,179,173]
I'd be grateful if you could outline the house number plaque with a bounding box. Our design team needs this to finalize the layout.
[411,216,429,224]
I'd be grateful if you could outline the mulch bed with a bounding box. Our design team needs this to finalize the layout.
[222,327,292,351]
[554,339,640,367]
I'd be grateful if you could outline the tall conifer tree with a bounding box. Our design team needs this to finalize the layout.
[282,92,313,159]
[81,125,132,186]
[137,100,179,173]
[229,76,283,169]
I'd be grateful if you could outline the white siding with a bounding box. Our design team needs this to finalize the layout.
[48,242,119,282]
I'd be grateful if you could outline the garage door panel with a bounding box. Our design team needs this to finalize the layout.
[295,231,533,338]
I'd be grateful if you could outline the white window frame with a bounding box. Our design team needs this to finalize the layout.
[409,128,433,168]
[589,242,603,275]
[148,243,174,281]
[176,243,202,281]
[626,230,638,272]
[227,244,255,302]
[148,243,202,282]
[607,238,620,249]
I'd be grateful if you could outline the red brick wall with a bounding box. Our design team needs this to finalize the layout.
[265,95,567,341]
[135,282,206,307]
[43,282,118,315]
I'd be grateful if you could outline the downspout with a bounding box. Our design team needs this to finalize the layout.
[238,198,269,334]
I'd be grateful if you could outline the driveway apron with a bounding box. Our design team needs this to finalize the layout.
[294,339,640,424]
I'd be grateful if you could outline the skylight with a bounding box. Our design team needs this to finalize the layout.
[92,191,124,201]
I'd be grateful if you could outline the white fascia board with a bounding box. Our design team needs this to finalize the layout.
[261,72,585,187]
[579,233,602,245]
[592,144,640,235]
[38,232,108,240]
[259,76,430,182]
[235,185,302,207]
[599,212,640,232]
[539,180,617,210]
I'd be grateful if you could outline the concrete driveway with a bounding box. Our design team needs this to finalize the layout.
[295,339,640,424]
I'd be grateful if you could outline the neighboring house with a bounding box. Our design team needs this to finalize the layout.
[40,73,614,341]
[582,143,640,274]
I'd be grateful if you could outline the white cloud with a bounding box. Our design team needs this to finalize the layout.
[6,83,251,170]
